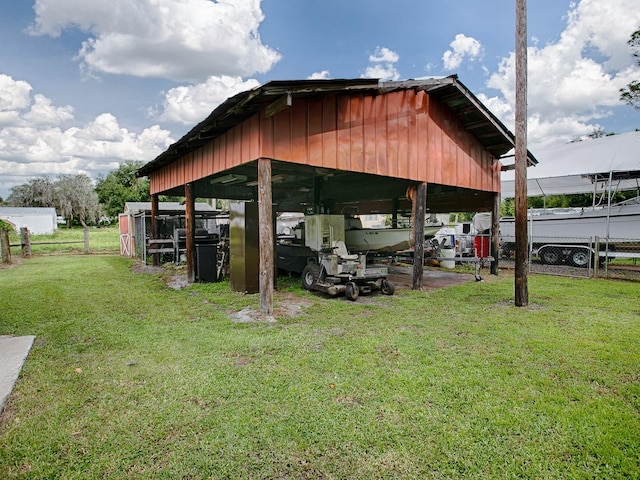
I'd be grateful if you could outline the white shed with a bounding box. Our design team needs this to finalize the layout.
[0,207,58,235]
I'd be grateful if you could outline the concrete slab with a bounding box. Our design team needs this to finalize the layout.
[0,335,35,414]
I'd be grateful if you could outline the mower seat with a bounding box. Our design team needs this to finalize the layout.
[333,240,359,261]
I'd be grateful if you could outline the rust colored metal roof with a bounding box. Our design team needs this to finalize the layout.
[138,76,536,177]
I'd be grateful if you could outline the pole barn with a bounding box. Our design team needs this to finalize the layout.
[138,76,537,313]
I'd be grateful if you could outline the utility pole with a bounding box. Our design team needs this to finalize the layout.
[515,0,529,306]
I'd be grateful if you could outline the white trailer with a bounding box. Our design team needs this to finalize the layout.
[499,197,640,267]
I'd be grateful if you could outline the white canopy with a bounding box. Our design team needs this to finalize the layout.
[501,131,640,198]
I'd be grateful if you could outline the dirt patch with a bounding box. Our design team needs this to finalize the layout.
[131,263,189,290]
[0,257,22,270]
[229,292,313,323]
[131,264,164,275]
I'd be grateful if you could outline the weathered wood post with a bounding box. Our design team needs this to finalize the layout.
[412,182,427,290]
[491,193,500,275]
[83,227,90,254]
[185,183,196,283]
[258,158,274,315]
[0,227,10,264]
[514,0,529,306]
[20,227,31,258]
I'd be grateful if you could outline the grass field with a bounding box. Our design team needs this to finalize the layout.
[6,226,120,255]
[0,253,638,478]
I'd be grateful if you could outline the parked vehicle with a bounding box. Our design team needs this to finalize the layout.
[301,215,394,301]
[499,197,640,267]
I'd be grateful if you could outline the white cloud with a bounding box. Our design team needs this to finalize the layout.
[443,34,483,70]
[23,94,75,127]
[308,70,331,80]
[362,46,400,81]
[0,74,32,113]
[28,0,281,83]
[484,0,640,147]
[158,76,260,125]
[0,75,173,196]
[369,47,399,64]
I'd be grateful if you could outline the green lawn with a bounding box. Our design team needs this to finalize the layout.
[7,226,120,255]
[0,255,639,479]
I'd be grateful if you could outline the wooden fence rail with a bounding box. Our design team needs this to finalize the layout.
[1,227,90,263]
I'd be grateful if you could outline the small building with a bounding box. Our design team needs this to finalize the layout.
[0,207,58,235]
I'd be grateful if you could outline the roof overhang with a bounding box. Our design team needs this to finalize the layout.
[137,76,537,178]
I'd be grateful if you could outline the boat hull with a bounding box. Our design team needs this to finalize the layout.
[345,226,442,253]
[500,204,640,242]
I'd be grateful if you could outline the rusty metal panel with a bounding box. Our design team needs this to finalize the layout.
[445,129,458,186]
[374,94,388,176]
[273,109,292,161]
[427,102,442,185]
[308,98,324,167]
[231,127,243,168]
[349,95,364,172]
[321,96,337,169]
[385,91,399,178]
[290,100,307,163]
[336,96,351,171]
[363,95,377,174]
[406,96,419,182]
[396,91,410,180]
[416,92,429,182]
[260,112,275,159]
[246,115,261,161]
[147,86,502,196]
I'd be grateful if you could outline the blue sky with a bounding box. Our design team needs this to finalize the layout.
[0,0,638,199]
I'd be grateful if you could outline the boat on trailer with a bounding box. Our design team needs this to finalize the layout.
[499,196,640,266]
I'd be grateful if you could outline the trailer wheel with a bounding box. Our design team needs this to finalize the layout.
[302,264,320,290]
[539,247,561,265]
[569,248,590,268]
[345,282,359,301]
[380,279,395,296]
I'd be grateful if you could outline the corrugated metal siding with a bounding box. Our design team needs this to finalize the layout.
[150,89,499,195]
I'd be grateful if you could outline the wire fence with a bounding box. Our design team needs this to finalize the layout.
[499,235,640,280]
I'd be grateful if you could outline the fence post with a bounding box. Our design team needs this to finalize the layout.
[593,236,599,278]
[0,228,10,264]
[20,227,31,258]
[84,227,90,254]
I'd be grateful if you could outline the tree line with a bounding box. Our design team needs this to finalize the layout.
[1,160,151,227]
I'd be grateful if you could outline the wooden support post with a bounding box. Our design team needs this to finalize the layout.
[151,193,160,266]
[313,176,322,213]
[258,159,274,314]
[0,228,10,264]
[491,193,500,275]
[514,0,528,306]
[412,182,427,290]
[20,227,31,258]
[272,209,278,290]
[185,183,196,283]
[392,198,399,228]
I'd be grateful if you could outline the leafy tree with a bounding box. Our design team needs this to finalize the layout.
[8,175,101,227]
[620,28,640,110]
[7,177,56,207]
[54,174,101,227]
[95,160,150,218]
